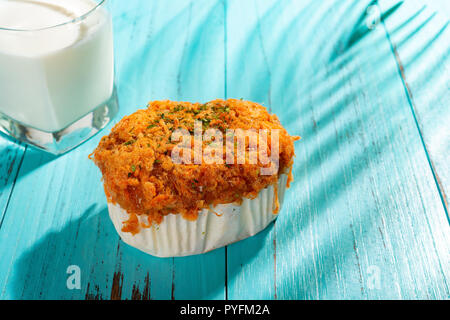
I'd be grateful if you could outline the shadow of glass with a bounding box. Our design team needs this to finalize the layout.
[0,132,60,178]
[15,148,59,178]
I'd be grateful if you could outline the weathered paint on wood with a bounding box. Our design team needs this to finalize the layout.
[0,0,226,300]
[379,0,450,214]
[225,0,449,300]
[0,140,24,231]
[0,0,448,300]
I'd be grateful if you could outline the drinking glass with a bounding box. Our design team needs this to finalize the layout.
[0,0,118,154]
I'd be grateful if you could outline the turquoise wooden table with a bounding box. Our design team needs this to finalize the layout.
[0,0,449,300]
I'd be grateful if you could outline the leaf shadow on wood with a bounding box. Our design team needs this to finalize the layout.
[11,203,260,299]
[222,0,449,299]
[11,205,114,299]
[116,0,225,111]
[10,0,254,301]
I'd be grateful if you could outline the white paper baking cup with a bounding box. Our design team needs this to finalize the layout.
[108,174,288,257]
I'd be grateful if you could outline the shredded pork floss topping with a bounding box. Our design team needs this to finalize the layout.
[91,99,299,234]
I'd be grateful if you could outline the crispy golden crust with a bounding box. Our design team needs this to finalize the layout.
[90,99,299,234]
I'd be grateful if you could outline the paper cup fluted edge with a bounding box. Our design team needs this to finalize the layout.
[108,174,288,257]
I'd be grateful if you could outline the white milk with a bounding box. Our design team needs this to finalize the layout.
[0,0,113,132]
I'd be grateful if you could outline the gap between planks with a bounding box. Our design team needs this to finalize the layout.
[379,5,450,224]
[0,145,27,231]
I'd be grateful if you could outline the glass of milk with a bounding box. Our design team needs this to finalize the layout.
[0,0,118,154]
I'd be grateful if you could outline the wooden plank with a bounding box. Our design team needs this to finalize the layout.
[226,0,450,299]
[0,0,225,299]
[378,0,450,214]
[0,140,25,231]
[169,0,227,300]
[1,0,448,301]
